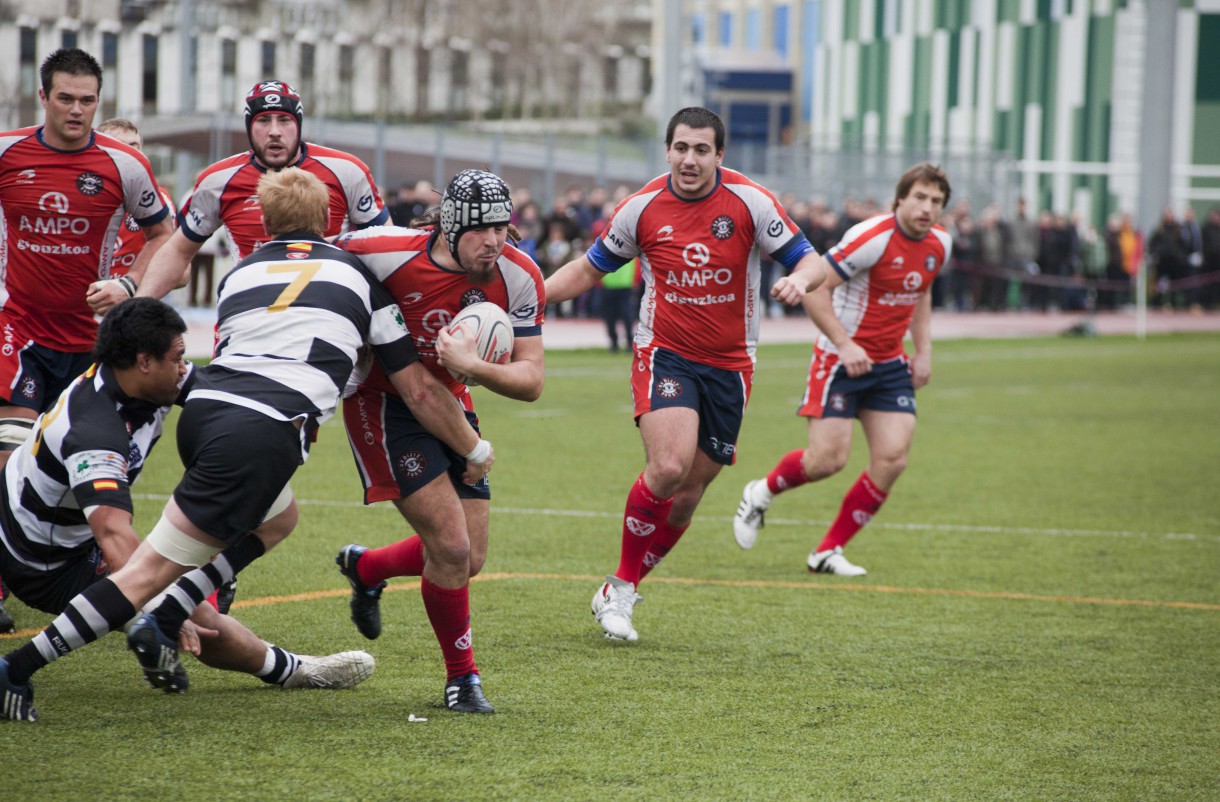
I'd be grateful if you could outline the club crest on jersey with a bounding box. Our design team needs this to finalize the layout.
[77,172,103,196]
[925,255,937,271]
[655,376,683,399]
[461,289,488,306]
[397,451,427,478]
[711,215,735,240]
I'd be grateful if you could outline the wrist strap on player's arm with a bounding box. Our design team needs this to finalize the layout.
[465,438,492,464]
[115,275,138,298]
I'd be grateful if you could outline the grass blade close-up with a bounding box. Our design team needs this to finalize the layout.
[3,334,1218,801]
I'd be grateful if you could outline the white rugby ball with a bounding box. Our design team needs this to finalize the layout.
[447,302,513,386]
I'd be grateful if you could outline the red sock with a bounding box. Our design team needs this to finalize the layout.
[818,472,888,551]
[204,589,220,610]
[614,473,674,586]
[766,449,810,494]
[358,535,425,584]
[639,521,689,581]
[420,577,477,680]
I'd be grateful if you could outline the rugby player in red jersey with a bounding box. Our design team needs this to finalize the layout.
[734,163,953,576]
[135,79,388,302]
[0,50,173,631]
[333,169,545,712]
[545,107,827,642]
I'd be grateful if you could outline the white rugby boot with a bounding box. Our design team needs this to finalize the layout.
[733,479,773,549]
[590,575,640,641]
[807,546,868,576]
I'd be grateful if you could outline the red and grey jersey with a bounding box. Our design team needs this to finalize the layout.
[336,226,545,406]
[584,168,814,371]
[111,186,175,278]
[0,127,169,351]
[822,213,953,361]
[193,232,419,452]
[0,362,192,571]
[176,142,388,260]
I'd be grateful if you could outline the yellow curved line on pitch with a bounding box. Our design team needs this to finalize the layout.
[2,572,1215,639]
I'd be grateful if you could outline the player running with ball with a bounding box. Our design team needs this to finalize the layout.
[332,169,545,713]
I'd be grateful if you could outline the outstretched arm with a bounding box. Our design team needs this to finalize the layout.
[543,254,604,304]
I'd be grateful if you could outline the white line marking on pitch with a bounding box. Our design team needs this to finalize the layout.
[131,495,1218,543]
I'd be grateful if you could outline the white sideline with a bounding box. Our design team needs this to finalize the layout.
[130,494,1217,544]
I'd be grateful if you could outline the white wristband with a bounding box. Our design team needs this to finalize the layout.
[465,438,491,464]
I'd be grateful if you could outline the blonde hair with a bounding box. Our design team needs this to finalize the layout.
[258,167,329,237]
[97,117,141,146]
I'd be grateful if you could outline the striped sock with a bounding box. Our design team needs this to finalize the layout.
[256,645,302,685]
[153,535,266,639]
[5,579,136,685]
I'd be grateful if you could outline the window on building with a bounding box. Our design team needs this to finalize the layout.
[221,39,237,104]
[299,42,315,100]
[19,27,37,124]
[142,34,159,113]
[415,45,430,115]
[378,47,392,115]
[339,45,355,113]
[62,30,78,50]
[451,50,469,117]
[261,41,276,76]
[603,56,619,100]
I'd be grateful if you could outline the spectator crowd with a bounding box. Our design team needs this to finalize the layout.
[384,179,1220,328]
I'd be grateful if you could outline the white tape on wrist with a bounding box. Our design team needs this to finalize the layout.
[116,275,138,297]
[465,438,491,464]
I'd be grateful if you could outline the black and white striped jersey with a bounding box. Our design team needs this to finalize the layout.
[0,363,193,571]
[190,231,419,448]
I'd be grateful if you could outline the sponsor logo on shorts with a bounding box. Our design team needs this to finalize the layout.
[829,392,847,412]
[626,517,656,537]
[397,451,427,478]
[711,215,735,239]
[77,172,103,196]
[20,376,37,400]
[655,377,682,399]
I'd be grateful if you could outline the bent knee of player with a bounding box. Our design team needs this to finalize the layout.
[419,528,472,570]
[869,450,909,482]
[803,444,850,479]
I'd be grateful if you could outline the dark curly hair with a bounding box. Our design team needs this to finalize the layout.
[93,298,186,369]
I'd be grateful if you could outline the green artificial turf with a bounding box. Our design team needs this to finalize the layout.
[3,334,1217,801]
